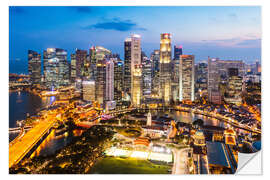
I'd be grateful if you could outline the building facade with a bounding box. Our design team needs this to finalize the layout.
[105,59,114,101]
[124,34,142,106]
[159,33,172,105]
[43,48,69,89]
[70,53,76,83]
[82,80,95,102]
[179,55,195,101]
[28,50,41,85]
[208,57,221,104]
[150,50,160,96]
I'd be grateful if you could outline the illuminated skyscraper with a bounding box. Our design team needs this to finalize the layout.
[105,59,114,101]
[208,57,221,104]
[132,65,142,107]
[92,46,112,106]
[28,50,41,85]
[89,46,111,80]
[159,33,172,105]
[172,46,182,102]
[43,48,69,89]
[124,38,132,96]
[179,55,195,101]
[142,56,152,99]
[124,34,142,106]
[95,60,106,106]
[112,57,124,103]
[70,53,76,83]
[224,68,243,105]
[195,62,208,99]
[75,49,88,79]
[82,80,95,102]
[150,50,160,95]
[174,45,183,60]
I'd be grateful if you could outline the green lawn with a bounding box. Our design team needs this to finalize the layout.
[89,157,171,174]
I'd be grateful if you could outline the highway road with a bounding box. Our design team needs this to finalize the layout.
[9,115,57,168]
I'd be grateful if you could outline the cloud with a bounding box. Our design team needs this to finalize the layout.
[84,19,147,32]
[10,7,27,14]
[236,39,261,46]
[67,6,94,13]
[201,37,261,48]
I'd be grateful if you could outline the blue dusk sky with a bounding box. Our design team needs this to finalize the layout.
[9,6,261,74]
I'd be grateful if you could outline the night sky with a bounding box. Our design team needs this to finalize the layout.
[9,6,261,74]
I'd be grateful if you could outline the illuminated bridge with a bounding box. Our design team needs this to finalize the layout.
[9,116,58,168]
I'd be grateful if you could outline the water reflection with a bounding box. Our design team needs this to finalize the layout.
[9,91,56,128]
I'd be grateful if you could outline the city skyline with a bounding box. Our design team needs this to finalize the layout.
[9,6,261,74]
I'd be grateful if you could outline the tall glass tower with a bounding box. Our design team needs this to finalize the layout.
[159,33,172,106]
[28,50,41,85]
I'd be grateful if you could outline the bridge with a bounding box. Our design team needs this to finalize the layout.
[9,126,32,133]
[9,82,31,88]
[9,114,58,168]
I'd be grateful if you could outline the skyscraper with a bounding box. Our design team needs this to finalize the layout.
[75,49,88,79]
[174,45,183,60]
[224,68,243,105]
[179,55,195,101]
[142,56,152,99]
[208,57,221,104]
[150,50,160,96]
[89,46,111,80]
[132,64,143,107]
[124,34,142,106]
[82,80,95,102]
[159,33,172,105]
[195,62,208,99]
[105,59,114,101]
[92,46,112,106]
[43,48,69,89]
[28,50,41,85]
[70,53,76,83]
[112,57,124,103]
[171,46,183,103]
[95,60,106,106]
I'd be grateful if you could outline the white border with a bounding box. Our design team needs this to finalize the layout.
[2,0,269,179]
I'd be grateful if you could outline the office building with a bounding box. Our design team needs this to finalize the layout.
[142,56,152,99]
[174,45,183,60]
[70,53,76,83]
[179,55,195,101]
[43,48,69,89]
[132,64,143,107]
[95,59,106,106]
[28,50,41,85]
[113,58,124,103]
[75,49,88,79]
[218,60,245,78]
[150,50,160,96]
[105,59,114,101]
[195,62,208,99]
[124,34,142,105]
[224,68,243,105]
[160,33,172,105]
[208,57,221,104]
[82,80,95,102]
[89,46,111,80]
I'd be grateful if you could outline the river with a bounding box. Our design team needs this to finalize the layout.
[9,91,242,158]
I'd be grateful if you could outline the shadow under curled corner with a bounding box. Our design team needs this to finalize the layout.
[236,142,262,175]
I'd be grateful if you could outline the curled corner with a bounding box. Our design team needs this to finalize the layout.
[236,150,262,175]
